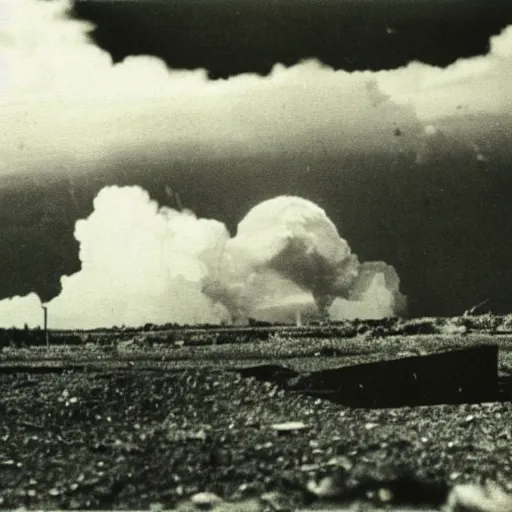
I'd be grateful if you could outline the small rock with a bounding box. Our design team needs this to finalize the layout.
[326,456,353,471]
[238,483,256,495]
[378,488,393,503]
[260,491,288,511]
[188,430,208,442]
[191,491,223,510]
[300,463,320,472]
[365,422,378,430]
[271,421,308,432]
[446,481,512,512]
[306,470,346,498]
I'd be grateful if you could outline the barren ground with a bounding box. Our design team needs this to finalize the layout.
[0,333,510,510]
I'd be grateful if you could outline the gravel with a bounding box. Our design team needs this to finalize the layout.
[0,369,511,510]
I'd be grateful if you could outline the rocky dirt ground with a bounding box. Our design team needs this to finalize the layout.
[1,369,512,510]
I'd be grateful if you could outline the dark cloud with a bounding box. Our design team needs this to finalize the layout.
[73,0,512,78]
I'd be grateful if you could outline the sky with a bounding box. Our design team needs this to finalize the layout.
[1,0,512,327]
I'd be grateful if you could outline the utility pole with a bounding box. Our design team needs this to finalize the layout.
[42,306,49,349]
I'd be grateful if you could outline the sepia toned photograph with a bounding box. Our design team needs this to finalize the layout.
[1,0,512,509]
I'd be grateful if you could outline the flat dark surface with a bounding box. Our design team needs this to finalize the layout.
[287,345,500,407]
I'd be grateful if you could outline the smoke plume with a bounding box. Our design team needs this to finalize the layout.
[0,187,406,328]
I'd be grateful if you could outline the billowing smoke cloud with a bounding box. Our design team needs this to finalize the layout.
[0,187,232,328]
[331,261,406,320]
[205,196,403,321]
[207,196,406,323]
[0,187,405,328]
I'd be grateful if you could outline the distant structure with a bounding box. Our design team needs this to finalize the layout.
[295,310,302,327]
[464,298,491,317]
[42,306,49,348]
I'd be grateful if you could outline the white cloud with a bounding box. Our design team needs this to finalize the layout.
[0,187,403,328]
[0,0,417,179]
[376,26,512,120]
[2,0,511,180]
[0,186,232,328]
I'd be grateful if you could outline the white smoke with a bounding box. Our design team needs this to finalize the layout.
[205,196,406,322]
[329,272,398,321]
[0,187,405,328]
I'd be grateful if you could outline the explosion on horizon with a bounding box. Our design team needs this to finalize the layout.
[0,187,406,329]
[3,0,511,322]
